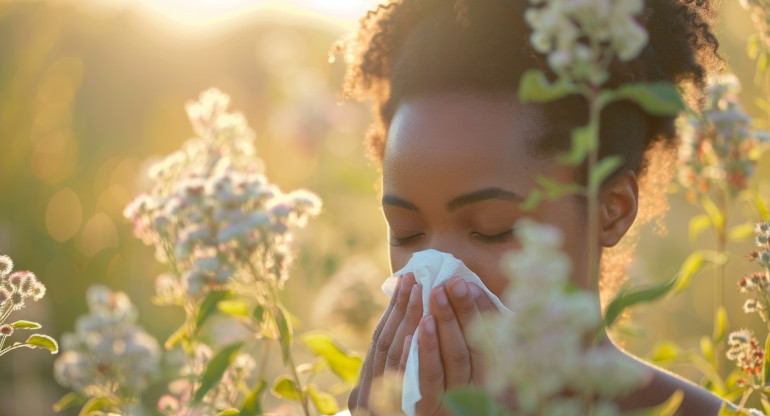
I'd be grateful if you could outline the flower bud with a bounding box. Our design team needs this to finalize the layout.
[0,324,12,336]
[0,255,13,277]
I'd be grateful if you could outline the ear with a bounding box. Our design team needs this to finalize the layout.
[598,170,638,247]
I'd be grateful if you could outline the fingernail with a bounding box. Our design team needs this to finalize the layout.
[409,284,421,305]
[423,315,435,335]
[452,279,468,297]
[468,283,482,299]
[435,286,449,307]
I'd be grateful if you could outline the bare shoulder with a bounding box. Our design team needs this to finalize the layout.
[614,346,726,415]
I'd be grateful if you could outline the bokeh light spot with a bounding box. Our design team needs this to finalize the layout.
[76,213,119,258]
[45,188,83,242]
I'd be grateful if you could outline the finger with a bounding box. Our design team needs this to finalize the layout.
[416,314,444,416]
[447,277,487,385]
[467,282,496,313]
[352,273,410,412]
[385,283,423,372]
[430,285,471,388]
[372,273,416,380]
[398,334,412,375]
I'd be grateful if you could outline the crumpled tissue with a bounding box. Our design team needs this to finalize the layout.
[381,249,513,416]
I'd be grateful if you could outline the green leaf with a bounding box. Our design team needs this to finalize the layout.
[307,385,339,415]
[535,176,583,200]
[165,324,188,350]
[700,195,725,231]
[10,320,42,330]
[761,395,770,414]
[52,392,85,412]
[649,341,680,362]
[689,214,712,243]
[272,376,301,401]
[756,191,769,221]
[764,333,770,386]
[589,155,623,189]
[23,334,58,353]
[301,332,363,384]
[673,250,727,293]
[253,304,266,323]
[713,306,728,344]
[518,69,575,103]
[218,299,250,317]
[192,342,245,404]
[603,276,677,329]
[558,124,597,165]
[625,390,683,416]
[78,397,116,416]
[240,378,267,416]
[196,290,231,328]
[614,82,685,116]
[216,409,240,416]
[728,223,756,241]
[700,336,715,363]
[521,189,543,212]
[444,388,506,416]
[274,306,293,366]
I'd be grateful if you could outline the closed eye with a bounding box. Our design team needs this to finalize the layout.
[389,233,423,247]
[472,229,514,243]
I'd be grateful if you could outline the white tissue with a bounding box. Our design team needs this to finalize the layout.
[381,249,512,416]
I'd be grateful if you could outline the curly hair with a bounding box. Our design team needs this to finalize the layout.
[333,0,723,176]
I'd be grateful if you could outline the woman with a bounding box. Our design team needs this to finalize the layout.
[336,0,726,413]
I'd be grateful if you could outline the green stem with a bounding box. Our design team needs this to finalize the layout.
[712,188,730,376]
[285,337,312,416]
[586,91,602,297]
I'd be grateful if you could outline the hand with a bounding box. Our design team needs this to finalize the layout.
[349,274,496,415]
[349,272,423,414]
[404,276,496,416]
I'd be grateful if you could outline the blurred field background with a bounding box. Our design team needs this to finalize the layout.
[0,0,768,415]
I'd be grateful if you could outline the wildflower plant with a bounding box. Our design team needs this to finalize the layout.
[717,222,770,415]
[0,253,57,358]
[53,285,160,415]
[445,220,682,415]
[517,0,684,293]
[120,88,359,416]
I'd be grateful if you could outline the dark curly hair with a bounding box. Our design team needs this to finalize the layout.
[333,0,723,178]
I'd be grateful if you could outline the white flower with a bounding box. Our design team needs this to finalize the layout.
[525,0,648,85]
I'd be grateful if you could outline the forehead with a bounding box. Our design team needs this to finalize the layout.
[383,94,552,191]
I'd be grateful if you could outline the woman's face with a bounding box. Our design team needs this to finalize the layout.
[382,93,591,296]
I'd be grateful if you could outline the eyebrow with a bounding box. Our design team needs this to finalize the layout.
[446,187,523,211]
[382,194,420,212]
[382,187,523,213]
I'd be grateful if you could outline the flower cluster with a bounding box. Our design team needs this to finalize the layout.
[524,0,648,86]
[475,219,646,414]
[726,329,765,380]
[124,88,321,298]
[677,74,769,199]
[736,222,770,323]
[157,344,257,415]
[54,285,160,396]
[0,254,46,317]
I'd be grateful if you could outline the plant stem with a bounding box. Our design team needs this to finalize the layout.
[712,188,730,376]
[586,91,602,296]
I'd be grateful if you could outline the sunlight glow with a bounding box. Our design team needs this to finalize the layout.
[134,0,376,30]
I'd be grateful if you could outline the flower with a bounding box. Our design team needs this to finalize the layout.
[474,219,646,413]
[524,0,648,86]
[124,89,322,297]
[676,75,769,199]
[53,285,160,395]
[726,329,765,377]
